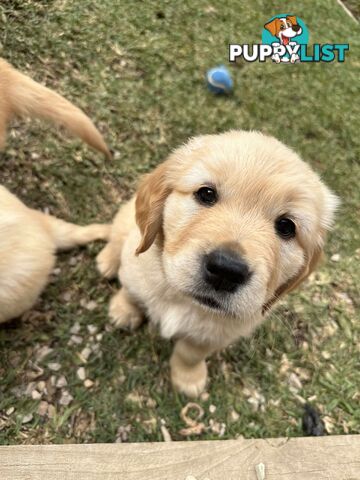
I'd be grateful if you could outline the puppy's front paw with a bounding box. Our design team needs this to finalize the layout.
[170,360,207,398]
[109,293,143,330]
[96,244,119,279]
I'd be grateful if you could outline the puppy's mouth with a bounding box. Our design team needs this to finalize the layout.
[192,294,222,310]
[281,28,301,44]
[281,34,291,45]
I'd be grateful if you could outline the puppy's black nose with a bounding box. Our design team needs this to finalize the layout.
[203,249,252,293]
[292,24,301,32]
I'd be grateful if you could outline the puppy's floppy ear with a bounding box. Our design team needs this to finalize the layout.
[264,18,279,37]
[135,161,172,255]
[286,15,297,26]
[263,185,340,313]
[263,245,323,314]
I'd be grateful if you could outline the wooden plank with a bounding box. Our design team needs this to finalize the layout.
[1,435,359,480]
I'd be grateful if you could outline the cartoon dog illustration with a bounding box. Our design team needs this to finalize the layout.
[264,15,302,63]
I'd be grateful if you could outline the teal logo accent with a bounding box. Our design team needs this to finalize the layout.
[261,14,348,63]
[262,14,308,63]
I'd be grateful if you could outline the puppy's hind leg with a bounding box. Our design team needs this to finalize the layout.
[97,199,136,279]
[0,112,9,150]
[109,288,143,331]
[97,240,123,279]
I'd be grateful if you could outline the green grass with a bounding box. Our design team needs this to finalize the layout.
[0,0,359,444]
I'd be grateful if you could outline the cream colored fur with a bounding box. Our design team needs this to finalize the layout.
[97,131,339,397]
[0,186,109,323]
[0,58,110,157]
[0,58,111,323]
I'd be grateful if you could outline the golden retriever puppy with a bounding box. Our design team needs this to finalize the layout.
[97,131,338,397]
[0,58,110,157]
[0,186,109,323]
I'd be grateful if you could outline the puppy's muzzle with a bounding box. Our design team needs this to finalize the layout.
[203,248,252,293]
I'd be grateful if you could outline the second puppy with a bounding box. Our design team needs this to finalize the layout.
[0,58,112,323]
[0,186,109,323]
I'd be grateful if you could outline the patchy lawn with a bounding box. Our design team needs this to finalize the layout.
[0,0,359,444]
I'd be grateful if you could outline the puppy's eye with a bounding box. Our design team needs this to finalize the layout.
[275,217,296,239]
[195,186,218,206]
[280,25,285,30]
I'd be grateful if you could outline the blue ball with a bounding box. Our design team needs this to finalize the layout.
[206,65,233,94]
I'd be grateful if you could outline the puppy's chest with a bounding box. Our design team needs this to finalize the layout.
[128,277,242,347]
[152,298,245,349]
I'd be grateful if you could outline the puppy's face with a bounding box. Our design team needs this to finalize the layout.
[136,131,338,320]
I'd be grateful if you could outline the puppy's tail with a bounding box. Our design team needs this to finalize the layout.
[44,214,111,251]
[1,59,111,157]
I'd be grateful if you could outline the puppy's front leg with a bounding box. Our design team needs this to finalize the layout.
[109,288,143,331]
[170,338,213,398]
